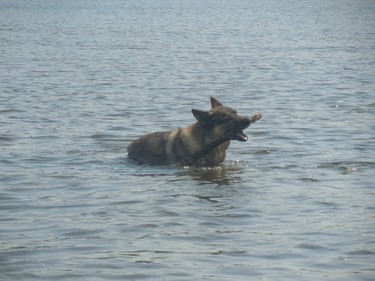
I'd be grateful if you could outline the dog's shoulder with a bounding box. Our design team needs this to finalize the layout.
[127,131,169,165]
[165,127,190,164]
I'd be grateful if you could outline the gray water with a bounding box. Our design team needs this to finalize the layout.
[1,0,375,280]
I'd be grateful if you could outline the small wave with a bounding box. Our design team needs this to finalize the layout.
[298,177,320,182]
[346,250,375,256]
[296,243,330,250]
[317,161,375,175]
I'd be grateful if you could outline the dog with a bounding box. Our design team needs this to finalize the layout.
[127,97,260,166]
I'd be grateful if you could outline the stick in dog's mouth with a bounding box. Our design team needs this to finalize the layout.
[250,113,262,124]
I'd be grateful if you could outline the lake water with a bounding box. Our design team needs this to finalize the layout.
[1,0,374,280]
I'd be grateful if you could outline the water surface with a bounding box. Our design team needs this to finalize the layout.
[1,0,374,280]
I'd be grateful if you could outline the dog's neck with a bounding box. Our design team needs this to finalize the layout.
[179,123,230,166]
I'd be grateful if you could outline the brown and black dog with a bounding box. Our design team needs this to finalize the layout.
[127,98,260,166]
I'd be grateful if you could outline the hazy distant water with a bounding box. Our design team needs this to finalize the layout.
[1,0,374,280]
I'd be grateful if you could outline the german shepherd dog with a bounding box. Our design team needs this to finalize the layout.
[127,98,260,166]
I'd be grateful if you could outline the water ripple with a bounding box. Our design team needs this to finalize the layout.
[1,1,374,280]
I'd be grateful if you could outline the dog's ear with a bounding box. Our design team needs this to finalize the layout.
[192,109,212,126]
[210,97,223,108]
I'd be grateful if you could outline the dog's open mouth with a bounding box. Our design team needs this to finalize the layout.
[232,131,248,142]
[223,114,262,143]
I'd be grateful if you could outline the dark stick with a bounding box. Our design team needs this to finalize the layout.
[179,133,232,167]
[179,113,262,166]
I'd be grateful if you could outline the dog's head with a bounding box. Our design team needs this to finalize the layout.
[192,98,253,142]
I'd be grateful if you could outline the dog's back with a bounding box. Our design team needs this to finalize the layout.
[127,128,190,165]
[127,127,229,166]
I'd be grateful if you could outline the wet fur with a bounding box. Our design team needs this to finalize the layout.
[127,98,250,166]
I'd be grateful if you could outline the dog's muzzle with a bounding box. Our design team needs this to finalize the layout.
[231,113,262,142]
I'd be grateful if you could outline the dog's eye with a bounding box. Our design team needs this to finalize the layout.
[212,114,231,123]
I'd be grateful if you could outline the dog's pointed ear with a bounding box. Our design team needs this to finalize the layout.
[211,97,223,108]
[192,109,212,125]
